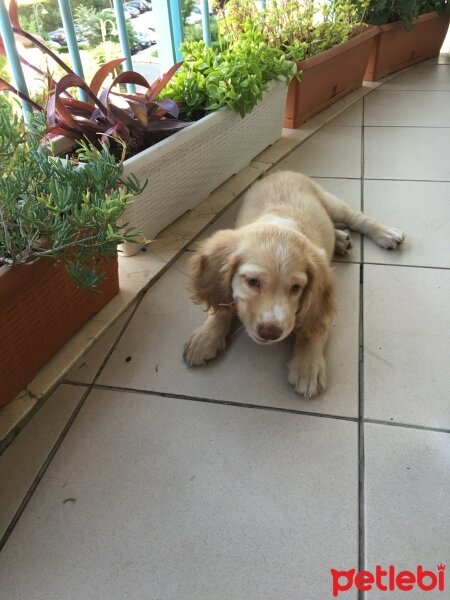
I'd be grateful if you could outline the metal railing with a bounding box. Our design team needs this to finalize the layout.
[0,0,213,110]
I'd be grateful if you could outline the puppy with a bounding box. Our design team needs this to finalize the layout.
[183,171,404,397]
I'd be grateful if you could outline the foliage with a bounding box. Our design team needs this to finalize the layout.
[181,0,196,26]
[221,0,370,62]
[0,0,190,157]
[0,96,143,289]
[17,0,112,39]
[161,28,295,118]
[92,42,124,68]
[184,18,220,43]
[73,7,137,50]
[353,0,449,29]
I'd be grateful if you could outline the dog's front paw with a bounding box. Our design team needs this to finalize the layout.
[288,354,327,398]
[183,326,227,367]
[376,227,405,250]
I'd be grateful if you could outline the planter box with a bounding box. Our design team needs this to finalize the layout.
[364,12,450,81]
[0,257,119,407]
[284,27,379,129]
[120,79,288,256]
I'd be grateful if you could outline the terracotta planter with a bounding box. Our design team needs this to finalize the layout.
[284,27,379,129]
[0,257,119,407]
[364,12,450,81]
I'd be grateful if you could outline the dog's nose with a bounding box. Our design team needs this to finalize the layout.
[257,324,283,341]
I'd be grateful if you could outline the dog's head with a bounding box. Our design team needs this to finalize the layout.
[188,224,335,343]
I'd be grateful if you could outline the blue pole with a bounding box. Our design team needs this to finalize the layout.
[168,0,183,62]
[200,0,211,47]
[57,0,87,100]
[112,0,135,93]
[0,0,32,118]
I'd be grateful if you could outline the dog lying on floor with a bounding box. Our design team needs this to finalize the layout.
[183,171,404,397]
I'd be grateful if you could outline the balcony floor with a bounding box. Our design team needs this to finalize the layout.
[1,58,449,599]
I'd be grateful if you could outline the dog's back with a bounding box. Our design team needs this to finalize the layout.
[236,171,335,259]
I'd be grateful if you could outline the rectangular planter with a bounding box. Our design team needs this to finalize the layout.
[0,257,119,407]
[284,27,379,129]
[120,79,288,256]
[364,12,450,81]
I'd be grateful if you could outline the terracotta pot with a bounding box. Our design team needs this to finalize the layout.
[364,12,450,81]
[0,256,119,407]
[284,27,379,129]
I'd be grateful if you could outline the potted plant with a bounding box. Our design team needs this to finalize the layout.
[1,0,293,256]
[0,96,142,407]
[359,0,450,80]
[221,0,378,128]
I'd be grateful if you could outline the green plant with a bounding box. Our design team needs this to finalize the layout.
[222,0,369,61]
[181,0,196,26]
[353,0,449,29]
[161,28,295,117]
[184,18,219,43]
[0,95,143,289]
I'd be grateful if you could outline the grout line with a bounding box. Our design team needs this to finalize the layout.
[89,383,360,423]
[0,384,92,552]
[364,419,450,435]
[364,125,450,129]
[90,298,145,387]
[358,97,366,594]
[363,262,450,271]
[59,381,450,435]
[364,177,450,183]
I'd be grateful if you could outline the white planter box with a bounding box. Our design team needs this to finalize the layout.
[120,79,288,256]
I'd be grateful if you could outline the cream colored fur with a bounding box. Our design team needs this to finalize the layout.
[184,171,404,398]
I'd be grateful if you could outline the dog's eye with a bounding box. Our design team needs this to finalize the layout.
[247,278,260,289]
[290,284,301,294]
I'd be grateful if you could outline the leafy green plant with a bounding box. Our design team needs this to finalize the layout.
[161,29,295,117]
[221,0,370,62]
[353,0,449,29]
[0,95,143,289]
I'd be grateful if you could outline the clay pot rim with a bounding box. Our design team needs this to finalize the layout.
[296,26,380,70]
[378,10,449,32]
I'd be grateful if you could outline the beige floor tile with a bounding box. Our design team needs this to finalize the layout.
[364,127,450,181]
[98,261,360,418]
[277,125,362,178]
[382,62,450,90]
[363,180,450,268]
[66,304,136,384]
[365,423,450,598]
[364,90,450,127]
[331,100,363,126]
[0,388,358,600]
[0,384,84,541]
[364,264,450,429]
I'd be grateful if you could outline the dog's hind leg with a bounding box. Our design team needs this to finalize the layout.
[313,181,405,250]
[334,228,352,255]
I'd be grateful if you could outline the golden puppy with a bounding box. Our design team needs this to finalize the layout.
[184,171,404,397]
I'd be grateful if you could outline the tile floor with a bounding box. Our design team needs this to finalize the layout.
[1,59,450,600]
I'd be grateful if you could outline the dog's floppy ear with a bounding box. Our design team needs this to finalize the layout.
[187,229,240,312]
[296,251,336,338]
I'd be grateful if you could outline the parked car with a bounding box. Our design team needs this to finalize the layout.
[48,25,88,45]
[123,4,140,17]
[127,0,152,12]
[132,29,157,51]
